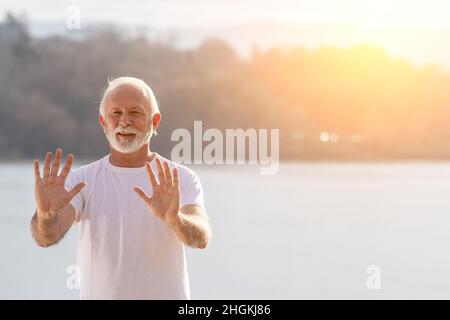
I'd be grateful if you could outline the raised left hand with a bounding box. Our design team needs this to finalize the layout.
[134,158,181,228]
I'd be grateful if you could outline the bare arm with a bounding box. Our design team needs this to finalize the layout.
[30,204,76,247]
[30,148,85,248]
[171,205,211,249]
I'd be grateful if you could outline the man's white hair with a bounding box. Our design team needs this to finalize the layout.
[99,76,160,116]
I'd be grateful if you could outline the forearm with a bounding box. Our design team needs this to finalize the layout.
[30,210,61,247]
[171,212,211,249]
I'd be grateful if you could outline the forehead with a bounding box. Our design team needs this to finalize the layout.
[105,84,151,112]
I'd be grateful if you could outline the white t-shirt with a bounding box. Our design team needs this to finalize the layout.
[64,153,205,300]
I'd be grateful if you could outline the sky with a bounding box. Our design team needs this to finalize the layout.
[2,0,450,68]
[3,0,450,28]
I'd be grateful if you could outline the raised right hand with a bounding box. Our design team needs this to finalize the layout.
[34,148,85,221]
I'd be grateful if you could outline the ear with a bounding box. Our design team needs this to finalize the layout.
[152,113,161,132]
[99,114,106,133]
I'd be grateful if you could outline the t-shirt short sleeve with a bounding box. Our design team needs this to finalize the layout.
[64,169,85,224]
[179,167,205,210]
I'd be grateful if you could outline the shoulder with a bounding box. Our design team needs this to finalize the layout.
[156,154,201,185]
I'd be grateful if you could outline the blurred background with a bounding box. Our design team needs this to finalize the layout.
[1,0,450,299]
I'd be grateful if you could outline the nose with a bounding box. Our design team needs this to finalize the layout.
[118,111,131,127]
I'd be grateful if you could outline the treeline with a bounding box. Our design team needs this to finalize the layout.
[1,13,450,161]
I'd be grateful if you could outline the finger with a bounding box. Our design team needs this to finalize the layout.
[43,152,52,178]
[67,182,86,201]
[60,154,74,179]
[169,168,180,212]
[34,159,41,181]
[173,167,180,191]
[145,162,159,187]
[155,158,167,186]
[133,187,151,203]
[148,152,157,163]
[169,185,180,214]
[163,161,173,187]
[50,148,62,176]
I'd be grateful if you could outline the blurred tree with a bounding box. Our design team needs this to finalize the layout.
[0,13,449,160]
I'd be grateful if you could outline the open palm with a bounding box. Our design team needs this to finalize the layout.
[34,149,85,220]
[134,157,181,227]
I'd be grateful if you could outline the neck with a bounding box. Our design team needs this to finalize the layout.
[109,144,156,167]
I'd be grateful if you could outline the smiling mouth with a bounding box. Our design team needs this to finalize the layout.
[117,133,136,138]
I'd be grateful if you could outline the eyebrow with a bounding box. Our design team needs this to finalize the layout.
[110,105,145,111]
[130,107,145,112]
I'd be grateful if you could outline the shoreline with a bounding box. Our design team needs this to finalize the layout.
[2,157,450,165]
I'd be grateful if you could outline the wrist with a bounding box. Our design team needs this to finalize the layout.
[167,211,183,230]
[37,210,57,225]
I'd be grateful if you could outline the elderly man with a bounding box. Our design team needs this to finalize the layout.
[30,76,211,299]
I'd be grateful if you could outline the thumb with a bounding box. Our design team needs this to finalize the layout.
[134,187,151,203]
[67,182,86,201]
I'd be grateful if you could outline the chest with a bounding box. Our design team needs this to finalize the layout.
[83,173,156,228]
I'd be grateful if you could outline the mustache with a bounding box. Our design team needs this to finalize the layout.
[114,126,141,135]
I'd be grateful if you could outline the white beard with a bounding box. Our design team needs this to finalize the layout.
[105,124,153,154]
